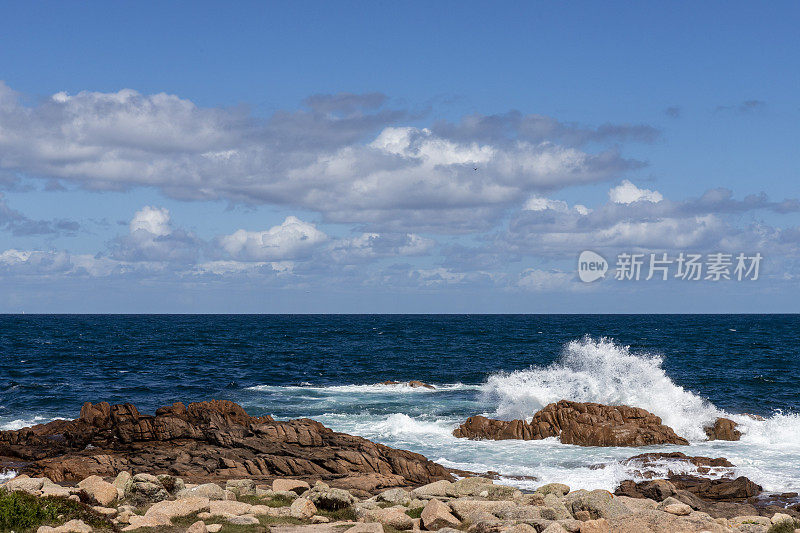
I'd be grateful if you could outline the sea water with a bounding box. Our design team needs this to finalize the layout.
[1,314,798,491]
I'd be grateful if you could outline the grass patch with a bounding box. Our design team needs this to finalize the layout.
[768,519,800,533]
[237,494,294,507]
[257,516,306,526]
[317,506,358,522]
[405,507,423,519]
[149,511,305,533]
[0,489,117,532]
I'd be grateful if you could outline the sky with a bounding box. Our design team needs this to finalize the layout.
[0,1,798,313]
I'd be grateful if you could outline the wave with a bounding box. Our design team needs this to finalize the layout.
[481,337,800,451]
[734,411,800,449]
[0,415,60,431]
[246,382,480,394]
[482,336,722,442]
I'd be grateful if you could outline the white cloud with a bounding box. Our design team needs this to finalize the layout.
[328,232,434,262]
[523,196,591,215]
[0,82,643,233]
[190,260,293,276]
[130,206,171,236]
[609,180,663,204]
[0,249,128,277]
[219,216,327,261]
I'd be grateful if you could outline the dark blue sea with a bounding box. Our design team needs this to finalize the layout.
[1,314,799,491]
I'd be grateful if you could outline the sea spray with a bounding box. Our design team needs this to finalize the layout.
[482,336,722,442]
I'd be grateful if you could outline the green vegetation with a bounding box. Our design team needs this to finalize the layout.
[0,489,117,532]
[317,506,358,522]
[151,511,305,533]
[405,507,423,519]
[768,518,800,533]
[237,494,294,507]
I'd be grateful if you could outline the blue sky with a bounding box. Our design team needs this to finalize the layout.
[0,1,798,312]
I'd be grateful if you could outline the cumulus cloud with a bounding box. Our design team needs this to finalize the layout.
[110,206,200,263]
[523,196,590,215]
[219,216,327,261]
[328,232,434,262]
[0,249,131,278]
[499,185,800,259]
[0,82,648,233]
[130,206,171,236]
[609,180,663,204]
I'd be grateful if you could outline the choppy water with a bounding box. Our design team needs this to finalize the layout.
[1,314,798,491]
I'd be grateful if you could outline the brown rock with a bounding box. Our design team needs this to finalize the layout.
[671,475,762,501]
[273,478,311,494]
[0,399,453,488]
[453,401,689,446]
[290,497,317,519]
[77,475,117,506]
[623,452,735,472]
[421,498,460,530]
[704,418,742,441]
[616,474,761,503]
[186,521,208,533]
[36,519,93,533]
[579,518,609,533]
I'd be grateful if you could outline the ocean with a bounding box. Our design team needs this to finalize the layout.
[1,314,799,492]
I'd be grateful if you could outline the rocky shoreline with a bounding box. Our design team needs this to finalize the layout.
[1,399,798,533]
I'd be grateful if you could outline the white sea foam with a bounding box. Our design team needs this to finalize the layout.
[482,336,722,442]
[0,415,58,431]
[246,382,479,393]
[202,336,800,492]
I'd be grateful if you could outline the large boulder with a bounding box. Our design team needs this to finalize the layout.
[77,475,117,506]
[671,475,762,501]
[421,498,460,530]
[290,497,317,519]
[273,478,310,494]
[703,418,742,441]
[565,489,631,520]
[0,399,453,487]
[145,497,211,520]
[303,481,357,510]
[4,475,46,494]
[453,401,689,446]
[128,473,169,504]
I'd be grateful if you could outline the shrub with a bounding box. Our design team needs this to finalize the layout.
[0,489,116,532]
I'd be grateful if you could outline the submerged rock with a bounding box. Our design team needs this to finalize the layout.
[453,400,689,446]
[378,380,435,389]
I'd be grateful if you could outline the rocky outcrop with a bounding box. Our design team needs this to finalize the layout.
[453,401,689,446]
[704,417,742,441]
[0,400,452,489]
[623,452,735,476]
[613,453,800,521]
